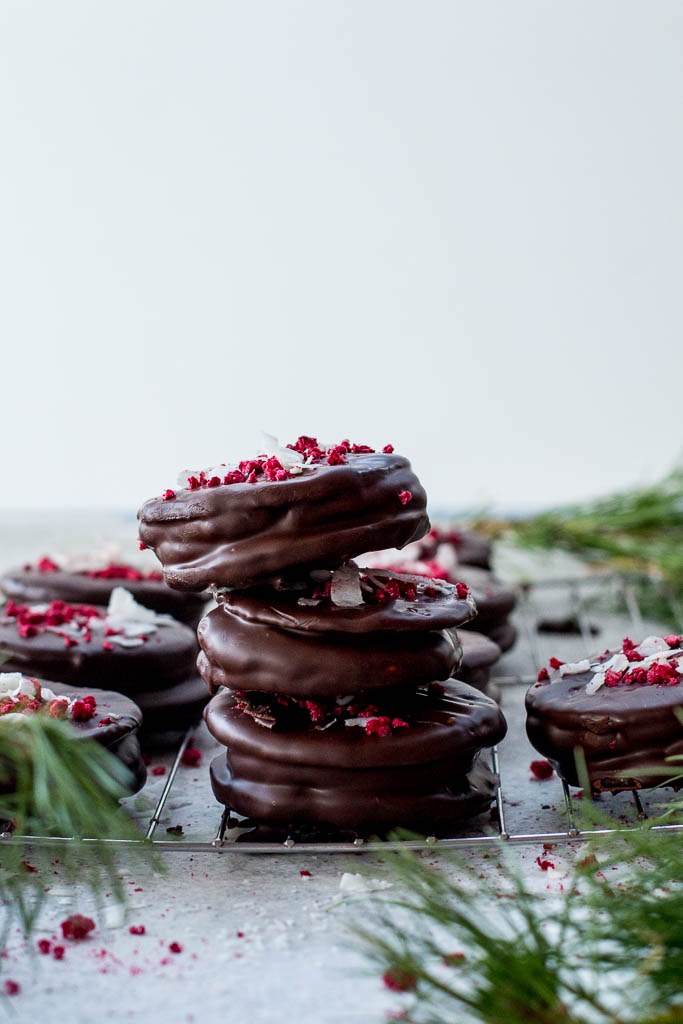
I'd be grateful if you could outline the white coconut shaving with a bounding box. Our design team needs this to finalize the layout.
[559,659,591,677]
[177,433,316,491]
[435,542,459,572]
[637,636,671,657]
[330,563,364,607]
[85,587,175,648]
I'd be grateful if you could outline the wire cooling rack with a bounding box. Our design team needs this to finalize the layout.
[2,572,682,855]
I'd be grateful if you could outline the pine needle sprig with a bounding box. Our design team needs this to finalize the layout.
[0,716,158,944]
[354,792,683,1024]
[473,466,683,625]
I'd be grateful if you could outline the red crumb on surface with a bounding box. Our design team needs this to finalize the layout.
[181,747,202,767]
[530,760,554,780]
[535,857,555,871]
[299,870,312,877]
[382,969,417,992]
[398,490,412,505]
[169,942,183,954]
[61,914,95,941]
[37,939,51,954]
[455,582,470,599]
[548,657,564,670]
[52,945,65,960]
[151,766,166,776]
[129,925,145,936]
[4,980,20,996]
[537,668,549,681]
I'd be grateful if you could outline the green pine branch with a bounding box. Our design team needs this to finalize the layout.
[0,716,158,946]
[354,788,683,1024]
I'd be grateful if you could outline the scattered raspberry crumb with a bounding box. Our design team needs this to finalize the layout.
[129,925,145,936]
[398,490,412,505]
[3,980,19,996]
[52,945,65,960]
[535,857,555,871]
[181,747,202,767]
[382,969,417,992]
[537,668,549,682]
[151,766,166,776]
[548,658,564,670]
[236,931,244,938]
[169,942,183,954]
[530,760,553,780]
[299,870,311,877]
[382,444,394,453]
[162,489,176,501]
[138,541,147,551]
[71,700,96,722]
[20,860,36,873]
[442,952,466,965]
[455,582,470,599]
[37,939,51,954]
[61,914,95,941]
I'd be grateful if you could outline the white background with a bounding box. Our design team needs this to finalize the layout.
[1,1,681,513]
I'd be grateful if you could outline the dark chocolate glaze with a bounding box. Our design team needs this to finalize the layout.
[197,602,461,699]
[219,571,476,636]
[205,679,506,770]
[1,568,209,628]
[209,753,497,831]
[526,664,683,790]
[137,453,429,590]
[0,604,198,693]
[457,630,502,692]
[448,566,516,631]
[483,620,517,653]
[418,528,492,569]
[0,682,146,795]
[135,674,208,745]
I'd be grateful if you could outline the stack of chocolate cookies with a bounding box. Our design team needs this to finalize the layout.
[138,437,506,835]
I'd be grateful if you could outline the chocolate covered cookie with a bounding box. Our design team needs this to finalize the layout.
[2,554,207,628]
[457,630,502,693]
[205,679,506,831]
[0,674,146,794]
[526,635,683,791]
[138,438,429,590]
[0,588,208,746]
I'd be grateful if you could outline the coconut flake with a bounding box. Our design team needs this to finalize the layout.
[637,636,670,657]
[585,672,607,695]
[330,563,363,608]
[435,542,459,572]
[0,673,27,696]
[559,659,591,677]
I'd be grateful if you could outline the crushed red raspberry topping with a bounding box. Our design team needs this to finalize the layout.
[665,635,683,648]
[548,658,564,670]
[3,980,20,996]
[162,489,176,501]
[530,760,553,780]
[382,969,417,992]
[151,766,166,776]
[537,668,550,682]
[71,699,97,722]
[129,925,145,936]
[37,939,51,954]
[455,582,470,599]
[647,661,679,685]
[36,556,59,573]
[398,490,412,505]
[61,914,96,941]
[181,747,202,767]
[535,857,555,871]
[169,942,183,954]
[85,565,163,581]
[604,669,624,688]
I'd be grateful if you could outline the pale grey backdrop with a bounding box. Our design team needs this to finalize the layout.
[1,1,681,511]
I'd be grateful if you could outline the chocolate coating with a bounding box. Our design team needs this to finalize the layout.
[0,683,146,795]
[197,601,462,699]
[526,666,683,791]
[219,571,476,636]
[135,674,208,748]
[449,566,516,632]
[457,630,502,692]
[484,620,518,653]
[1,568,209,628]
[138,453,429,590]
[209,754,498,832]
[0,604,198,693]
[204,680,506,829]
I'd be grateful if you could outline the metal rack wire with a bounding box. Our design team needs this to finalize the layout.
[2,573,682,855]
